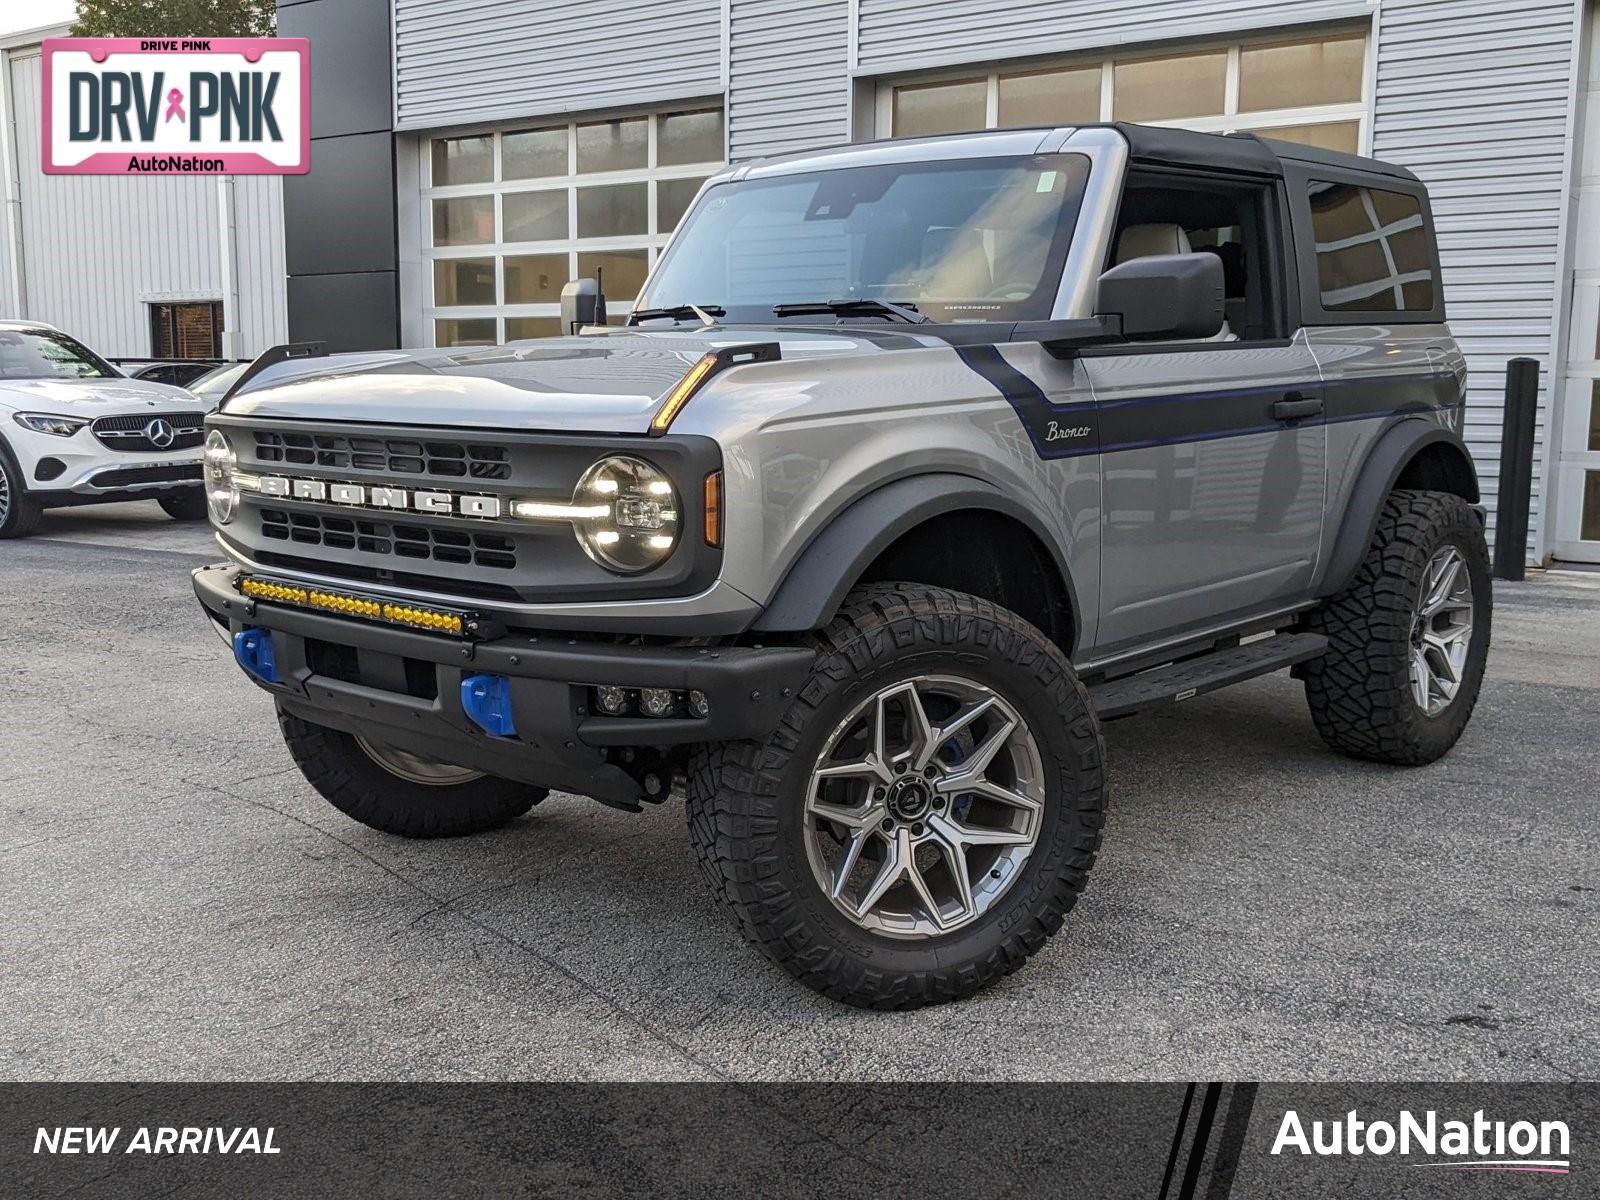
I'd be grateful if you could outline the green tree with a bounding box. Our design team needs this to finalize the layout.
[69,0,277,38]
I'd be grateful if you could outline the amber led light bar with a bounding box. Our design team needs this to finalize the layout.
[238,575,469,636]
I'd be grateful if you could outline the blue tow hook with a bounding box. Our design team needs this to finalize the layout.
[233,627,279,684]
[461,673,517,737]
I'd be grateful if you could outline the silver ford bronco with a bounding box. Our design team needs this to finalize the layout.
[195,123,1489,1008]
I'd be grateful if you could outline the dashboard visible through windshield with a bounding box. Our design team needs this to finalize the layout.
[638,153,1091,324]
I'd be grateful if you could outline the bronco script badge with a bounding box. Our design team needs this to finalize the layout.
[41,38,309,175]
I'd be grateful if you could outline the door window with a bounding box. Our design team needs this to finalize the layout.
[1107,174,1285,342]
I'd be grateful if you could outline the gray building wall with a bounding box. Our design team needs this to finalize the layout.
[728,0,850,160]
[380,0,1584,562]
[392,0,726,131]
[280,0,403,352]
[0,47,287,359]
[1369,0,1582,558]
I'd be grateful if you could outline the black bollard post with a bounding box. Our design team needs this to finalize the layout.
[1492,357,1539,581]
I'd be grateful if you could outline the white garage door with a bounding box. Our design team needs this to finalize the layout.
[1555,13,1600,562]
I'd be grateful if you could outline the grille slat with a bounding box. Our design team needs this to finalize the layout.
[254,431,509,480]
[92,412,205,453]
[260,508,517,570]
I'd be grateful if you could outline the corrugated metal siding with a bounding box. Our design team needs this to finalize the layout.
[7,53,285,359]
[0,187,13,319]
[855,0,1371,72]
[231,176,290,353]
[1372,0,1580,558]
[728,0,850,160]
[393,0,725,132]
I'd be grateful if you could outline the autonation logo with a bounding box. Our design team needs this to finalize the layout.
[1273,1109,1571,1175]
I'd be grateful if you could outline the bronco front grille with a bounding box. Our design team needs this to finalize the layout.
[260,508,517,570]
[253,430,510,480]
[92,412,205,452]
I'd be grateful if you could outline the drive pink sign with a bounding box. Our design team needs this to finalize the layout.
[42,38,309,175]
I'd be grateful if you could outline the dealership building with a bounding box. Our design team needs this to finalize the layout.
[1,1,1596,565]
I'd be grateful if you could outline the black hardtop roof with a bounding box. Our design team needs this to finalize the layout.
[1112,121,1421,184]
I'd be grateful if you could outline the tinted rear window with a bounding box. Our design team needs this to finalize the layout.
[1307,181,1436,313]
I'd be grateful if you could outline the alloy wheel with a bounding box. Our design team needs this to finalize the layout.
[1409,545,1475,717]
[803,675,1045,940]
[0,456,10,525]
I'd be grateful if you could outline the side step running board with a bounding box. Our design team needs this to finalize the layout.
[1087,632,1328,720]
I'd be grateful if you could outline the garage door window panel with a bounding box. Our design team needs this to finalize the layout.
[880,29,1370,155]
[423,108,725,345]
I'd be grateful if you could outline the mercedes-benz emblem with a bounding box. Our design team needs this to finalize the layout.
[143,418,176,449]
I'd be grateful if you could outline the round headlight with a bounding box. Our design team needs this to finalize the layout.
[572,455,679,573]
[204,429,238,525]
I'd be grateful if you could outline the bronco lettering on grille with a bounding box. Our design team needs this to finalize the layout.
[253,476,505,519]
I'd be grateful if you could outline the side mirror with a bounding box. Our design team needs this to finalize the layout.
[560,278,608,335]
[1094,253,1224,341]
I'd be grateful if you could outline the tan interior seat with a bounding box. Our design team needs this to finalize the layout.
[1112,223,1237,342]
[1114,223,1193,263]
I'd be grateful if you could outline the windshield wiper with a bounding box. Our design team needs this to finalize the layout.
[772,299,932,325]
[628,303,725,327]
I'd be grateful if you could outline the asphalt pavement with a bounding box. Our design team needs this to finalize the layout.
[2,502,1596,1081]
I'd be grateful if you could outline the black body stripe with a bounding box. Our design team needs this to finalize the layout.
[954,342,1458,460]
[954,343,1102,458]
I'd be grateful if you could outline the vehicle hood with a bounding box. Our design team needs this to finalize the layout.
[221,329,923,434]
[0,376,204,414]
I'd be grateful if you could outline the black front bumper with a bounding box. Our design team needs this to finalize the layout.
[193,563,814,806]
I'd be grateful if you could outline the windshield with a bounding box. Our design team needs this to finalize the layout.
[639,153,1090,324]
[190,362,247,397]
[0,329,118,380]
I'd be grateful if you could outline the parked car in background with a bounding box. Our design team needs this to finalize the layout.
[186,362,250,409]
[0,321,212,538]
[121,360,223,389]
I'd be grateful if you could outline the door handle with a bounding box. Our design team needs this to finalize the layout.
[1271,393,1323,422]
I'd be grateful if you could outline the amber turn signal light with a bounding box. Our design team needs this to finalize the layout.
[703,471,723,547]
[647,342,782,435]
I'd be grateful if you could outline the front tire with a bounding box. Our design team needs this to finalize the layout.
[0,442,43,539]
[278,709,547,837]
[686,584,1105,1009]
[159,489,209,521]
[1302,489,1491,765]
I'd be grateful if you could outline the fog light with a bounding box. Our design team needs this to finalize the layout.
[687,690,710,719]
[595,685,633,716]
[639,687,678,718]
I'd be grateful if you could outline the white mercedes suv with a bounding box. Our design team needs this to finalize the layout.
[0,320,212,538]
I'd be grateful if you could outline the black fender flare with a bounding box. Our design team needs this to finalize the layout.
[750,473,1081,646]
[1315,419,1481,598]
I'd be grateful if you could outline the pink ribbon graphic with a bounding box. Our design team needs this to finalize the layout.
[164,88,185,123]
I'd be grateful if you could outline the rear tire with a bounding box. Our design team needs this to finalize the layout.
[0,443,43,539]
[686,584,1105,1009]
[1302,489,1490,765]
[159,489,209,521]
[278,708,547,837]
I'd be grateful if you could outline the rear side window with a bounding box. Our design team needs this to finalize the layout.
[1307,181,1436,313]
